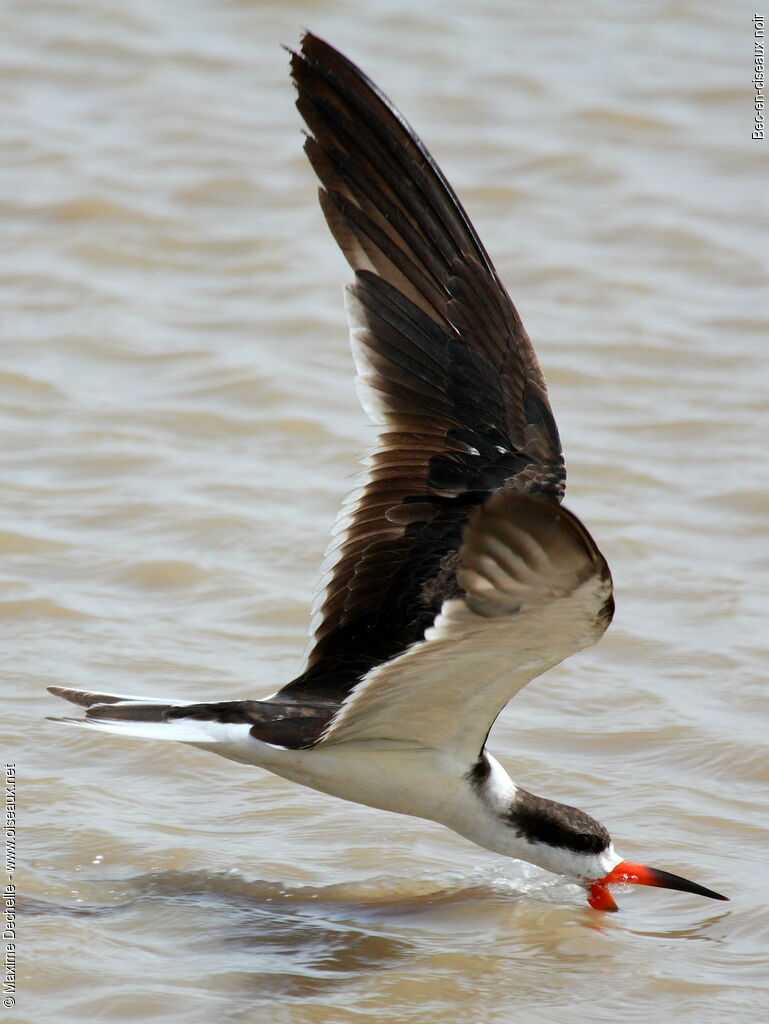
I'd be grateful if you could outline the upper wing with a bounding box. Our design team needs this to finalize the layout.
[318,492,614,761]
[280,34,565,709]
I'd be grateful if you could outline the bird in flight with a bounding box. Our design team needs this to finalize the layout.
[50,33,727,913]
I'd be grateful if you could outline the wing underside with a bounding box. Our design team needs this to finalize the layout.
[318,492,613,759]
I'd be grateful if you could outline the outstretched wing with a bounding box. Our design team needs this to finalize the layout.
[319,492,614,761]
[47,38,610,762]
[281,34,565,712]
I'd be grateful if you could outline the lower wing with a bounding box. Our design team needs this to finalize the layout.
[317,492,614,764]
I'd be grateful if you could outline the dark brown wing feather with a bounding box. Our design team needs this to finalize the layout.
[47,686,338,751]
[279,34,565,710]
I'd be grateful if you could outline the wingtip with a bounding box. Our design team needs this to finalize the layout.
[47,686,82,704]
[298,30,326,54]
[288,30,323,70]
[47,686,107,709]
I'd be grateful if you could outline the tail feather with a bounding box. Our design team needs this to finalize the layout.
[46,686,339,750]
[46,713,231,744]
[48,686,199,710]
[46,686,252,745]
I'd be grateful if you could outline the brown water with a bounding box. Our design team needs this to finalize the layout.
[5,2,768,1022]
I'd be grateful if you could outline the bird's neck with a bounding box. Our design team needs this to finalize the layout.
[443,752,621,881]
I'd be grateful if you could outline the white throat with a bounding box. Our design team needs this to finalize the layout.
[442,752,622,882]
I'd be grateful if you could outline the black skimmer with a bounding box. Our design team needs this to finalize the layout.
[49,33,728,913]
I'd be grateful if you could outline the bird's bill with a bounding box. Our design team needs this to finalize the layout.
[587,860,729,912]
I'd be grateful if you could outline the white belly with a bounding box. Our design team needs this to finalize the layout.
[225,736,458,822]
[200,733,531,863]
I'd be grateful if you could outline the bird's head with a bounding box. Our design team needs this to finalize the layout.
[508,788,728,911]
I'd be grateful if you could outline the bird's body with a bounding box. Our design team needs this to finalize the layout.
[50,689,622,886]
[49,34,727,911]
